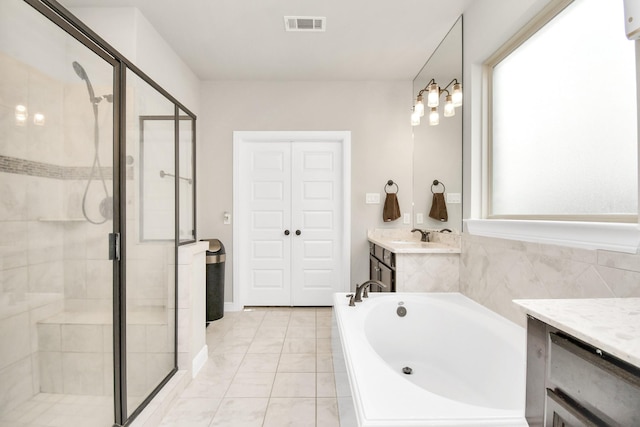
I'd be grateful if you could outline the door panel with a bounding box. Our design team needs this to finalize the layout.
[292,142,342,306]
[241,142,291,305]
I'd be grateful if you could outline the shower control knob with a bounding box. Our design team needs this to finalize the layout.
[295,230,301,236]
[284,230,290,236]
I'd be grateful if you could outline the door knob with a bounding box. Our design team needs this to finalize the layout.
[295,230,301,236]
[284,230,290,236]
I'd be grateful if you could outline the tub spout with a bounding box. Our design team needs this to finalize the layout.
[354,280,386,302]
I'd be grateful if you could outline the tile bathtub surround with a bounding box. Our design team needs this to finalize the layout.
[159,307,339,427]
[460,233,640,327]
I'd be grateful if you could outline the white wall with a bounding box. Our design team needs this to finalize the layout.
[198,80,413,301]
[70,7,200,116]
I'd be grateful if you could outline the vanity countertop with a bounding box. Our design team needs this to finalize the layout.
[368,234,461,254]
[514,298,640,368]
[367,229,461,254]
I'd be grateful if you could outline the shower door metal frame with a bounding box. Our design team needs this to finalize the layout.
[21,0,197,425]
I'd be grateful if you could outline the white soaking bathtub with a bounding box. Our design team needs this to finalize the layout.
[332,292,528,427]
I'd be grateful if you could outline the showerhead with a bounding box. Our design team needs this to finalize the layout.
[72,61,87,80]
[72,61,97,104]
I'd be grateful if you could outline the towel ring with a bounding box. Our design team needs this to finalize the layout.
[385,180,399,194]
[431,180,445,194]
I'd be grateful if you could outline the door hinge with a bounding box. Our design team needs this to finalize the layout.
[109,233,121,261]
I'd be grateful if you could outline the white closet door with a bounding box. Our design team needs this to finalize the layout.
[291,142,343,306]
[241,142,292,306]
[239,139,343,307]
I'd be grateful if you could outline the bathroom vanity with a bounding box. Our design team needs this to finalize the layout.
[367,229,460,293]
[515,298,640,427]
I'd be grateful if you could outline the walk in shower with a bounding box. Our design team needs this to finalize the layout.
[0,1,196,426]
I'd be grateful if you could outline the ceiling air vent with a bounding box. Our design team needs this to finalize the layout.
[284,16,326,32]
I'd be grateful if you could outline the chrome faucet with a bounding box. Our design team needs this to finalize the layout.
[354,280,386,302]
[411,228,430,242]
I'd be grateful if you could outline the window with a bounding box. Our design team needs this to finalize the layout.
[488,0,637,221]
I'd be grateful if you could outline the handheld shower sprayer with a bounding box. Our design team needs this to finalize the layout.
[72,61,113,224]
[72,61,113,105]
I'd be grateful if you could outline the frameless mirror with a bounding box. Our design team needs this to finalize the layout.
[412,17,463,231]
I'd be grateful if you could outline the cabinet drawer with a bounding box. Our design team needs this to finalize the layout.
[548,333,640,426]
[545,388,605,427]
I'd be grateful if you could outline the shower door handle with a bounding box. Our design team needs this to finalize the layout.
[109,233,121,261]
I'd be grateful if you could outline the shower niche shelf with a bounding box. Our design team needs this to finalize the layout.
[38,217,87,222]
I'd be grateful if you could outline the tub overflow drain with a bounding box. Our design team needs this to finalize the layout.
[397,306,407,317]
[402,366,413,375]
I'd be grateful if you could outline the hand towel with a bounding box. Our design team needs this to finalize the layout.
[428,193,448,222]
[382,193,401,222]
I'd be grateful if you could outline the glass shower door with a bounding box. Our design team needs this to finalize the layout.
[124,70,177,416]
[0,1,116,425]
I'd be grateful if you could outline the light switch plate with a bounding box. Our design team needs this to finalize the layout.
[416,213,424,224]
[447,193,461,204]
[365,193,381,204]
[403,213,410,224]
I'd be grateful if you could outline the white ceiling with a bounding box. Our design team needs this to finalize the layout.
[60,0,468,81]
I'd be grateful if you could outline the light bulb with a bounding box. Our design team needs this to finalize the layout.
[452,82,463,107]
[15,105,28,126]
[427,83,440,107]
[443,95,455,118]
[411,109,421,126]
[429,107,439,126]
[414,95,424,117]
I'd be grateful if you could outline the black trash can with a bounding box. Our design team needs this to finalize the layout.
[202,239,225,323]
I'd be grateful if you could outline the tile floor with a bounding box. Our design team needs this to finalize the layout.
[159,307,340,427]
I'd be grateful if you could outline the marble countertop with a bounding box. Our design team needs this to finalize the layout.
[514,298,640,368]
[367,229,461,254]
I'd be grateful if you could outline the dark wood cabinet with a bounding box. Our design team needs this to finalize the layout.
[368,242,395,292]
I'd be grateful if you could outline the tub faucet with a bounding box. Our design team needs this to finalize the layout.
[354,280,386,302]
[411,228,430,242]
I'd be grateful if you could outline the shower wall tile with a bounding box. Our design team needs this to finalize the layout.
[1,266,28,294]
[460,233,640,326]
[85,259,112,300]
[0,221,27,270]
[102,325,113,355]
[61,324,104,352]
[62,352,104,395]
[28,261,63,294]
[63,260,87,298]
[27,220,64,264]
[62,222,88,260]
[103,352,114,397]
[0,356,33,415]
[0,172,27,221]
[84,221,112,260]
[25,176,64,221]
[63,180,85,220]
[38,351,63,393]
[37,323,61,351]
[128,259,168,300]
[0,312,31,370]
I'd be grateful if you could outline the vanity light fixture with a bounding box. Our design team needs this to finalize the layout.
[429,107,440,126]
[414,94,425,117]
[411,106,421,126]
[412,78,462,126]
